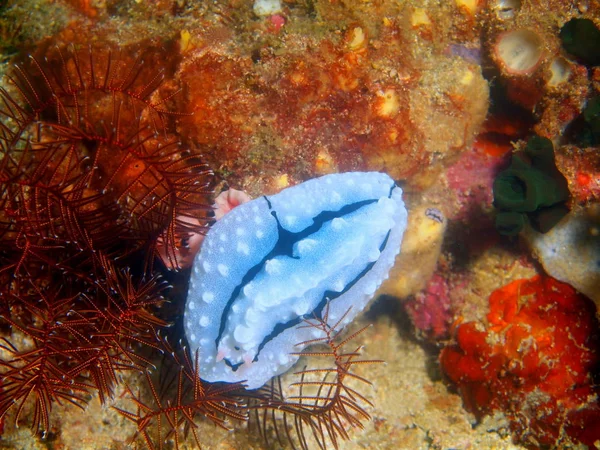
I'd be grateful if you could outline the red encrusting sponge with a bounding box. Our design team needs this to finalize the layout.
[440,275,600,447]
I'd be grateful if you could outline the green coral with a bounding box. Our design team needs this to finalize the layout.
[560,18,600,66]
[493,136,570,236]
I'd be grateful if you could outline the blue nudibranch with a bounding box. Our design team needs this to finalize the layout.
[184,172,407,389]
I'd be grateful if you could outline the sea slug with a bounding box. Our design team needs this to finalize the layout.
[184,172,407,389]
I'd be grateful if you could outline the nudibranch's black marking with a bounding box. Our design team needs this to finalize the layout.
[224,359,244,371]
[216,197,376,346]
[251,227,392,365]
[219,184,398,372]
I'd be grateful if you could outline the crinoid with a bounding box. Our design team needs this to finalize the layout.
[0,42,214,270]
[249,304,382,450]
[0,42,214,435]
[114,303,381,449]
[0,278,94,433]
[0,259,172,433]
[113,336,248,450]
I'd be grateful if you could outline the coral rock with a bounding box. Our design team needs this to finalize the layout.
[177,20,489,192]
[483,0,596,137]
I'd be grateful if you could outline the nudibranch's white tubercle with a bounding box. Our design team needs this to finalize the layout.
[184,172,408,389]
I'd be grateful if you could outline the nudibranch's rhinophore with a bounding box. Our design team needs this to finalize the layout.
[184,172,408,389]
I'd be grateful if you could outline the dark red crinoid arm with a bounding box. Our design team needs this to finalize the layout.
[247,304,383,450]
[0,42,215,434]
[0,44,214,270]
